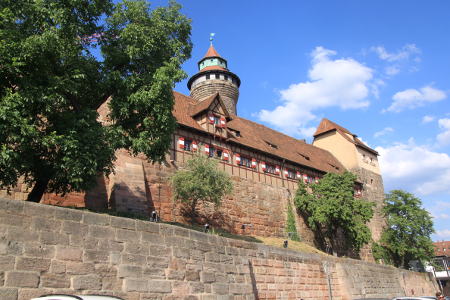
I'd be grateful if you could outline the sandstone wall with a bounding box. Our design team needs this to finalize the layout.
[190,80,239,115]
[0,198,438,300]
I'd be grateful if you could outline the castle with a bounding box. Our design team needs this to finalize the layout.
[2,44,385,259]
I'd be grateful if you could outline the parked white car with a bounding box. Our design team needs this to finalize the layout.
[31,295,125,300]
[391,297,437,300]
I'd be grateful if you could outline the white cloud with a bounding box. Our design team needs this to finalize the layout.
[385,86,446,113]
[435,229,450,239]
[422,115,435,124]
[385,66,400,76]
[437,118,450,146]
[371,44,421,76]
[374,127,394,138]
[371,44,420,62]
[257,47,373,136]
[376,140,450,196]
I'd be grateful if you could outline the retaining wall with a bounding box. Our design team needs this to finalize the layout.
[0,198,438,300]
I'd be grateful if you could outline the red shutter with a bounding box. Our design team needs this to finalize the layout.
[192,141,198,152]
[251,158,257,168]
[315,177,319,183]
[208,114,215,124]
[260,161,266,171]
[303,174,308,183]
[275,165,280,175]
[284,170,289,177]
[204,144,210,155]
[178,137,184,149]
[235,153,241,164]
[296,171,301,179]
[223,150,229,161]
[219,116,226,128]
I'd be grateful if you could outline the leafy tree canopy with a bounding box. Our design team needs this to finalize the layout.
[294,171,374,254]
[170,155,233,214]
[0,0,192,202]
[373,190,435,268]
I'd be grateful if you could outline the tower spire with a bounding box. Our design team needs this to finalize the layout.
[209,33,215,46]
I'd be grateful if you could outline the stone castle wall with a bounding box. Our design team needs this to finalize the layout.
[190,80,239,115]
[0,198,438,300]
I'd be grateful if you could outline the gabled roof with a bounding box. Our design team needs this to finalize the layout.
[314,118,351,137]
[203,45,221,58]
[173,92,345,174]
[314,118,379,155]
[190,92,231,118]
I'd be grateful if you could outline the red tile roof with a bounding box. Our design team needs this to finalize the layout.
[200,65,228,72]
[173,92,345,174]
[314,118,379,155]
[203,45,221,58]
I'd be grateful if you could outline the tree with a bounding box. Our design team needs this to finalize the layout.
[0,0,192,202]
[372,190,435,268]
[170,155,233,215]
[294,171,374,255]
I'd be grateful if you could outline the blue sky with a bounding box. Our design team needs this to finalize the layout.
[152,0,450,241]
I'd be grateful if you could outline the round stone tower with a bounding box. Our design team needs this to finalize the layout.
[187,44,240,115]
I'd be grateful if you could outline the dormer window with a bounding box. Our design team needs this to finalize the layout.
[265,141,278,149]
[298,152,310,160]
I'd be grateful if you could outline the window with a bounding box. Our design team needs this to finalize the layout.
[214,115,220,125]
[224,75,228,81]
[265,163,276,175]
[286,169,296,179]
[239,156,252,168]
[183,139,192,151]
[206,74,210,80]
[265,141,278,149]
[215,74,220,79]
[209,146,215,157]
[215,149,222,159]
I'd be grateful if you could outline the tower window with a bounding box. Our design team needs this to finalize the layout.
[224,75,228,81]
[215,74,220,79]
[206,74,210,80]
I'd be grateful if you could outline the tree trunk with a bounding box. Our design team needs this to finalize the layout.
[26,177,50,203]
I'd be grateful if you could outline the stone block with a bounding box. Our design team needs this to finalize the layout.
[31,216,61,232]
[40,273,70,288]
[50,260,66,274]
[62,221,89,236]
[111,216,136,230]
[7,226,39,243]
[167,269,185,280]
[0,211,31,227]
[39,230,69,245]
[89,225,115,239]
[84,249,109,263]
[124,278,149,292]
[125,242,149,255]
[148,280,172,293]
[201,271,216,283]
[141,232,165,244]
[16,257,51,272]
[190,231,210,243]
[56,245,83,261]
[0,255,15,271]
[118,264,143,278]
[0,239,23,256]
[0,288,18,300]
[83,212,110,226]
[136,220,160,234]
[17,288,54,300]
[23,243,55,258]
[65,261,95,275]
[116,228,139,242]
[5,271,39,288]
[143,267,166,279]
[186,269,200,281]
[54,208,83,222]
[0,199,24,213]
[121,253,146,265]
[212,283,229,295]
[72,274,101,290]
[24,203,55,218]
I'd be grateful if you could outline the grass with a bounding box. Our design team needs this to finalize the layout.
[257,236,329,255]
